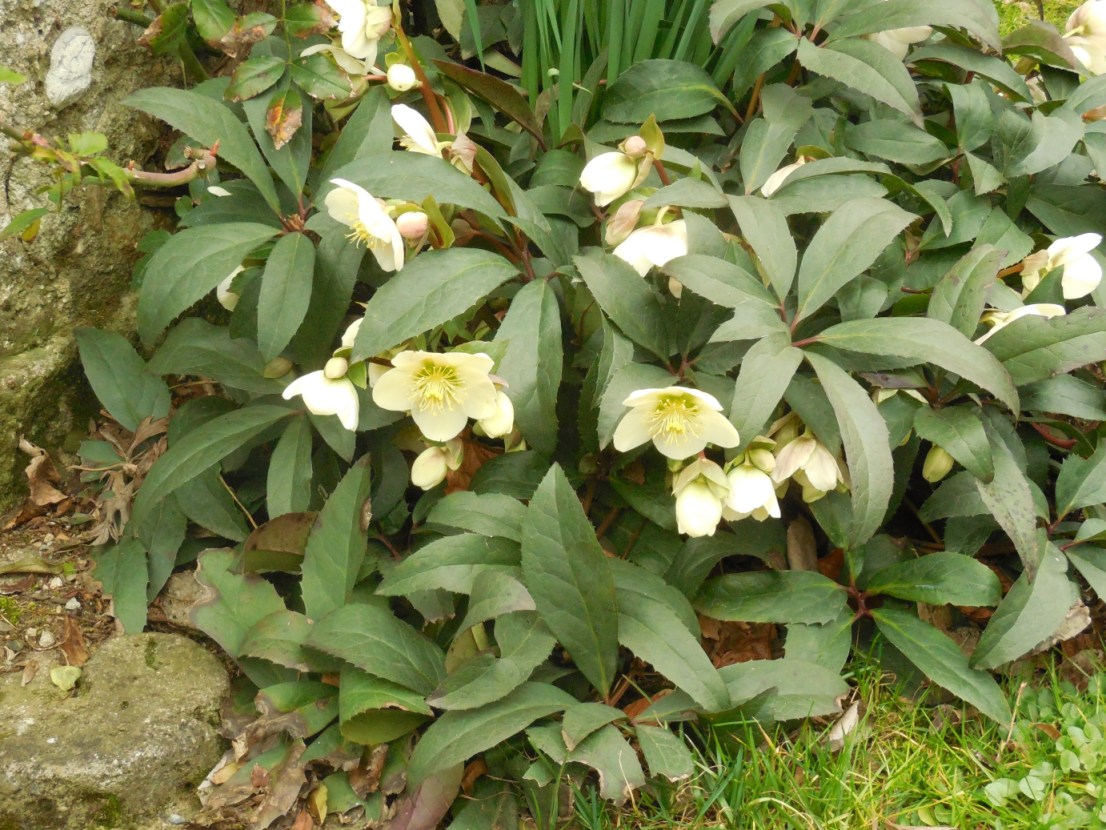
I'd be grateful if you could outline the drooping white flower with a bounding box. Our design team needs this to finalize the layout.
[387,63,419,92]
[371,350,499,441]
[1021,233,1103,299]
[613,386,740,460]
[282,360,360,431]
[1065,2,1106,73]
[410,438,463,490]
[1070,0,1106,36]
[216,266,243,311]
[477,391,515,439]
[672,458,729,537]
[974,304,1067,344]
[869,26,932,60]
[723,463,781,522]
[773,433,845,502]
[580,151,640,207]
[325,178,405,271]
[392,104,447,157]
[321,0,391,64]
[300,43,372,75]
[612,219,688,277]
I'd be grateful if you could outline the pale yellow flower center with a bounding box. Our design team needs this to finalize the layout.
[649,395,699,442]
[412,362,462,411]
[346,220,386,251]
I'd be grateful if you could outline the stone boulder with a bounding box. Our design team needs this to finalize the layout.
[0,0,178,510]
[0,633,230,829]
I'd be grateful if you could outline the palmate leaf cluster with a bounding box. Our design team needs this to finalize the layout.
[71,0,1106,824]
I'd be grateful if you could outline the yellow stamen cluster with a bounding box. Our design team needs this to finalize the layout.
[412,362,462,411]
[649,395,699,442]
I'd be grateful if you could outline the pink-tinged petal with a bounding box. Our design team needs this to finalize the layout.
[773,436,816,482]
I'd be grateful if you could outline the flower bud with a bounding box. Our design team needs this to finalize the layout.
[477,391,515,438]
[674,480,725,537]
[411,446,448,490]
[922,445,955,483]
[622,135,648,158]
[263,356,294,379]
[216,266,243,311]
[387,63,419,92]
[324,356,350,380]
[747,448,776,473]
[396,210,429,240]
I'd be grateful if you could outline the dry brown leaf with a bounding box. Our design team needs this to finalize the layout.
[460,759,488,795]
[289,809,313,830]
[19,437,67,506]
[59,615,90,667]
[445,439,500,493]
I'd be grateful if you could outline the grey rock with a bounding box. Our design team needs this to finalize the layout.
[44,28,95,109]
[0,633,230,829]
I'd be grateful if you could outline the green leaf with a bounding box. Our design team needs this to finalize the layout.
[407,682,576,784]
[191,0,235,42]
[709,0,776,41]
[1057,442,1106,519]
[136,223,279,345]
[93,539,149,633]
[457,571,536,631]
[603,59,734,122]
[239,610,341,674]
[696,571,847,624]
[176,469,249,541]
[124,87,279,210]
[808,352,894,548]
[521,465,619,696]
[727,196,798,298]
[927,245,1003,338]
[300,457,372,621]
[267,417,313,517]
[872,608,1010,724]
[76,328,170,432]
[426,492,526,542]
[1065,546,1106,600]
[226,55,285,101]
[131,404,291,529]
[739,85,812,194]
[377,535,520,596]
[290,53,351,99]
[339,667,431,745]
[291,228,363,365]
[814,318,1019,411]
[315,87,393,185]
[866,553,1000,606]
[575,251,670,360]
[306,602,446,695]
[428,612,556,710]
[845,119,948,166]
[718,658,849,721]
[569,725,646,804]
[494,280,562,455]
[635,725,695,782]
[796,38,920,121]
[975,434,1038,573]
[728,333,804,446]
[0,207,48,242]
[257,232,315,360]
[1021,375,1106,421]
[913,406,993,483]
[972,542,1077,670]
[350,249,517,360]
[662,254,784,336]
[434,61,544,143]
[795,197,915,322]
[149,318,281,395]
[0,65,27,85]
[136,496,187,601]
[141,3,189,55]
[561,703,626,750]
[982,308,1106,386]
[613,560,730,712]
[826,0,1000,51]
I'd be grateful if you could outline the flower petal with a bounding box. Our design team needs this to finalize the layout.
[580,151,638,207]
[412,405,469,442]
[371,367,414,412]
[696,410,741,449]
[392,104,440,155]
[1061,254,1103,299]
[653,431,707,461]
[612,405,654,452]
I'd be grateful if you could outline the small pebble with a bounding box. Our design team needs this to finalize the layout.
[47,576,63,589]
[43,533,54,543]
[38,630,56,648]
[25,627,38,639]
[8,639,25,653]
[167,815,187,825]
[64,597,81,611]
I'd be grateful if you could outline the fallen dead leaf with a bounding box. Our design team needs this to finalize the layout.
[59,615,90,667]
[824,700,860,752]
[19,437,67,506]
[460,759,488,795]
[289,809,313,830]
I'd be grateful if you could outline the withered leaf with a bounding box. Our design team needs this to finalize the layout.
[60,616,90,667]
[19,437,67,506]
[266,88,304,150]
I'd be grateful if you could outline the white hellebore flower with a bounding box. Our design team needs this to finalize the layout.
[410,438,463,490]
[612,219,688,277]
[216,266,243,311]
[1021,233,1103,299]
[477,391,515,439]
[392,104,447,157]
[724,463,781,522]
[974,304,1067,344]
[672,459,730,538]
[282,357,360,431]
[387,63,419,92]
[322,0,391,64]
[869,26,932,60]
[326,178,405,271]
[300,43,372,75]
[371,350,499,441]
[613,386,740,460]
[773,433,844,502]
[580,151,640,207]
[1067,2,1106,74]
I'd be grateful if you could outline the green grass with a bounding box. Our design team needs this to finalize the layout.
[995,1,1083,34]
[575,654,1106,829]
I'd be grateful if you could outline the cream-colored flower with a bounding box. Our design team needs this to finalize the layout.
[1021,233,1102,299]
[387,63,419,92]
[477,391,515,438]
[371,350,499,441]
[392,104,448,157]
[580,151,640,207]
[974,304,1067,344]
[395,211,429,241]
[1070,0,1106,35]
[322,0,391,63]
[773,433,845,502]
[1066,2,1106,73]
[282,360,360,431]
[723,444,781,522]
[325,178,405,271]
[869,25,932,60]
[300,43,372,75]
[613,386,740,460]
[672,458,729,537]
[612,219,688,277]
[410,438,463,490]
[216,266,243,311]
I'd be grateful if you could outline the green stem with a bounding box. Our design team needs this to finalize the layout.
[111,7,154,27]
[177,41,210,82]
